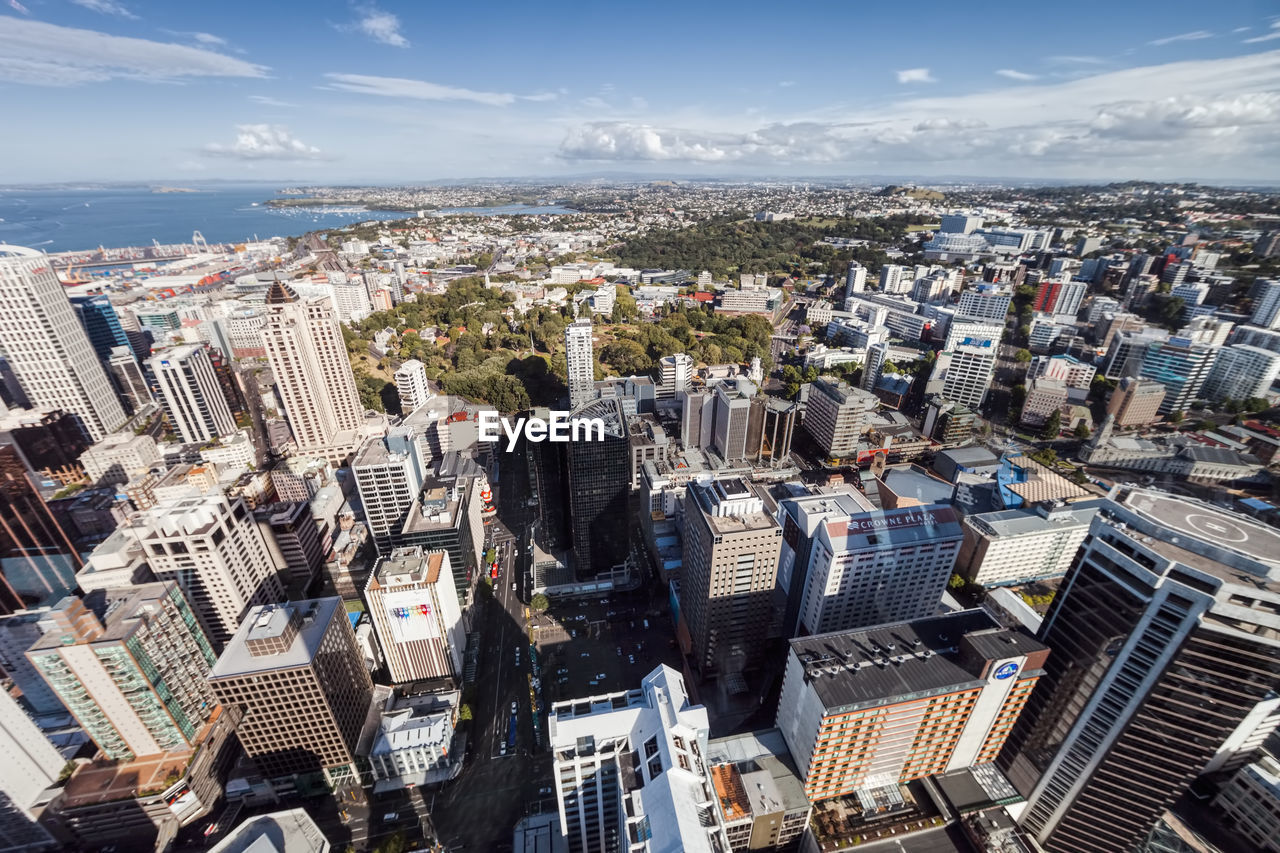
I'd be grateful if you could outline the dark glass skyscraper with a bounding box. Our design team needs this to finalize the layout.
[69,293,131,362]
[565,397,630,576]
[998,487,1280,853]
[0,443,81,612]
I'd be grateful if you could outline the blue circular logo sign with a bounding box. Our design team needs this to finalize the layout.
[994,662,1019,680]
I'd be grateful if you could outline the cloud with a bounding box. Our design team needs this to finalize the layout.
[520,92,559,102]
[779,80,796,87]
[249,95,298,108]
[557,50,1280,176]
[348,3,408,47]
[203,125,327,160]
[1048,55,1107,64]
[7,0,29,14]
[0,18,268,85]
[70,0,136,18]
[580,96,610,110]
[996,69,1038,81]
[896,68,936,84]
[1244,22,1280,44]
[1148,30,1213,46]
[323,72,516,106]
[192,32,226,46]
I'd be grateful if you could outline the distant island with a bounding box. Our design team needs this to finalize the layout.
[151,186,199,194]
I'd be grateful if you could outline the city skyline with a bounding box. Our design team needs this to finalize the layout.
[0,2,1276,182]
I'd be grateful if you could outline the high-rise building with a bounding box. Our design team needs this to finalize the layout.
[352,426,427,555]
[878,264,911,294]
[930,342,997,410]
[0,609,65,716]
[148,344,237,444]
[706,729,812,853]
[26,583,217,760]
[565,318,596,409]
[680,478,782,677]
[958,502,1100,588]
[745,395,797,468]
[802,378,877,460]
[129,491,284,649]
[69,293,131,362]
[208,598,373,784]
[549,665,731,853]
[262,282,364,462]
[998,487,1280,853]
[943,319,1003,354]
[783,493,964,635]
[1104,377,1166,428]
[657,353,693,400]
[0,444,81,612]
[712,379,755,463]
[0,247,125,441]
[861,341,887,393]
[1202,345,1280,403]
[0,688,60,851]
[254,500,325,592]
[843,262,867,302]
[1032,280,1088,318]
[363,547,463,683]
[776,609,1048,803]
[393,359,430,415]
[940,213,983,235]
[922,396,977,445]
[1250,279,1280,329]
[956,285,1013,321]
[565,398,630,576]
[106,345,153,416]
[1136,336,1217,414]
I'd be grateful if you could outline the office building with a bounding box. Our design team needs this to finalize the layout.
[394,359,431,414]
[998,487,1280,853]
[0,408,87,486]
[958,502,1100,587]
[148,344,237,444]
[364,547,463,683]
[209,598,373,784]
[1137,336,1217,414]
[26,583,217,760]
[0,444,81,612]
[1105,376,1166,428]
[940,213,983,235]
[68,293,130,363]
[0,610,65,716]
[861,341,887,393]
[1212,751,1280,853]
[1250,279,1280,329]
[0,247,125,441]
[802,378,877,460]
[1202,345,1280,403]
[262,282,364,462]
[787,495,964,636]
[657,353,693,400]
[106,345,153,416]
[0,688,60,851]
[943,319,1003,353]
[843,261,867,301]
[565,318,596,408]
[130,491,284,649]
[713,379,755,463]
[681,478,782,677]
[549,665,730,853]
[1032,280,1088,318]
[956,285,1012,321]
[923,397,977,445]
[352,427,427,555]
[208,809,329,853]
[746,395,797,469]
[365,690,458,792]
[255,500,325,591]
[776,609,1048,802]
[706,729,812,853]
[930,342,997,410]
[565,398,630,576]
[79,432,160,485]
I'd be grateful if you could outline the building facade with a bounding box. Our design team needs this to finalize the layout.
[802,378,877,460]
[958,502,1100,587]
[364,548,463,683]
[565,319,596,409]
[149,344,237,444]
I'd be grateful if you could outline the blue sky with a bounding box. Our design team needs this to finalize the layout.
[0,0,1278,182]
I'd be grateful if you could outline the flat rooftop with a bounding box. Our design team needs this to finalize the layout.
[210,598,341,678]
[967,502,1102,538]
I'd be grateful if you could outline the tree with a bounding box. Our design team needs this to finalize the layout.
[1166,410,1184,425]
[1014,348,1033,363]
[948,573,967,589]
[1073,421,1092,439]
[530,593,550,613]
[1040,409,1062,440]
[1194,420,1215,432]
[458,703,473,722]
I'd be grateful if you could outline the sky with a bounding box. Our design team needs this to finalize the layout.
[0,1,1278,183]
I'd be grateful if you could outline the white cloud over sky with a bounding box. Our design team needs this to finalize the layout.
[347,3,408,48]
[0,18,267,85]
[203,125,327,160]
[996,69,1038,81]
[896,68,936,84]
[1148,30,1213,46]
[323,72,518,106]
[69,0,136,19]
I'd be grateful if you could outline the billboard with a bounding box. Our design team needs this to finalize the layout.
[382,588,441,644]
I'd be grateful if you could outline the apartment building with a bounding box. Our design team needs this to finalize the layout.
[802,378,877,460]
[958,502,1101,587]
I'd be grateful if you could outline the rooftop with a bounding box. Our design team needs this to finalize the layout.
[207,808,329,853]
[210,598,342,678]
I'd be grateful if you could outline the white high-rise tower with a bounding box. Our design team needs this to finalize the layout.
[149,343,236,443]
[262,282,364,461]
[565,318,595,408]
[0,246,125,440]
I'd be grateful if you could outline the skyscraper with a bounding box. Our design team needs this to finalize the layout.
[1201,344,1280,403]
[148,344,237,444]
[801,378,877,461]
[0,688,61,851]
[680,478,782,677]
[861,341,887,393]
[106,345,153,416]
[0,247,125,441]
[130,491,285,649]
[711,379,754,463]
[1136,336,1217,414]
[262,282,364,462]
[1249,278,1280,329]
[844,261,867,302]
[998,487,1280,853]
[69,293,131,362]
[393,358,431,414]
[208,598,373,784]
[565,318,595,408]
[565,398,630,576]
[0,444,81,612]
[352,426,427,555]
[363,547,463,683]
[657,353,692,400]
[25,583,217,760]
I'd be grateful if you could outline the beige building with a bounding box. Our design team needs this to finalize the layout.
[1105,377,1166,428]
[208,598,373,784]
[959,502,1101,587]
[262,282,364,462]
[364,548,464,683]
[802,377,877,460]
[680,478,783,677]
[130,491,285,649]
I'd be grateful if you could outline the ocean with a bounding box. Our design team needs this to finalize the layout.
[0,184,574,253]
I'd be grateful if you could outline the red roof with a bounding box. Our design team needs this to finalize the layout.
[692,291,715,302]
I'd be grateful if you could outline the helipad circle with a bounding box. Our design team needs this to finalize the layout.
[1184,513,1250,544]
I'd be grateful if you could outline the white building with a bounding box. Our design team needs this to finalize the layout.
[930,342,997,409]
[940,213,984,234]
[364,547,463,683]
[0,688,60,849]
[1249,279,1280,329]
[209,809,329,853]
[1029,355,1095,390]
[366,690,458,792]
[1202,345,1280,402]
[549,665,731,853]
[844,262,867,301]
[805,299,833,327]
[959,503,1101,587]
[590,284,616,317]
[328,274,374,324]
[394,359,431,414]
[956,285,1013,321]
[944,320,1004,353]
[657,353,693,400]
[149,344,237,444]
[352,427,427,555]
[879,264,912,294]
[565,318,595,408]
[262,282,365,462]
[79,432,161,484]
[1213,753,1280,853]
[0,246,125,441]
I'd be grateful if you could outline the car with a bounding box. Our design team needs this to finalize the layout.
[383,813,399,822]
[570,630,576,638]
[628,654,635,664]
[616,646,622,656]
[596,672,606,679]
[539,786,552,795]
[500,743,507,755]
[580,652,590,658]
[511,582,517,592]
[511,701,518,714]
[588,680,598,686]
